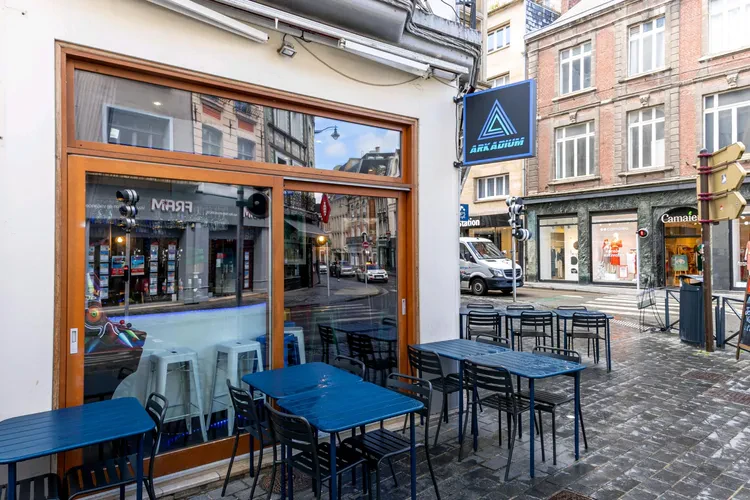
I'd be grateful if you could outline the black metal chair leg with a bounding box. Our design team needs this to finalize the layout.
[443,392,449,423]
[579,406,589,449]
[434,402,445,446]
[506,412,511,449]
[120,485,125,500]
[247,436,263,500]
[387,458,398,487]
[375,464,382,500]
[538,410,545,463]
[498,406,502,447]
[265,446,278,500]
[221,430,241,496]
[249,435,255,477]
[552,410,558,466]
[424,445,442,500]
[505,414,517,482]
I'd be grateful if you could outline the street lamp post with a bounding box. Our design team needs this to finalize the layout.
[314,125,340,140]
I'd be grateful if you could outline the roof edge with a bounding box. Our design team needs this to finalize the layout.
[524,0,620,42]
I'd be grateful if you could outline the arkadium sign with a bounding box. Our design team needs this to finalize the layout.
[462,79,536,165]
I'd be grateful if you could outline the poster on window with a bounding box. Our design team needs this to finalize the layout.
[131,255,145,276]
[88,246,96,263]
[168,243,177,260]
[99,263,109,276]
[149,281,157,296]
[149,261,158,273]
[167,261,176,272]
[150,243,159,261]
[671,254,689,272]
[111,256,125,276]
[100,287,109,300]
[87,262,95,274]
[167,283,175,294]
[167,272,175,283]
[100,245,110,261]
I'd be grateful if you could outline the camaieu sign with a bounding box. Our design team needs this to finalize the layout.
[463,79,536,165]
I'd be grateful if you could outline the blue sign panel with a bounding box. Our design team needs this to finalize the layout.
[462,79,536,166]
[460,204,469,222]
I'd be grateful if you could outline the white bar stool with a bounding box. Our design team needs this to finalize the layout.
[284,327,306,365]
[145,347,208,448]
[206,339,264,429]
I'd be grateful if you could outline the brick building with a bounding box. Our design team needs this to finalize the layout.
[524,0,750,290]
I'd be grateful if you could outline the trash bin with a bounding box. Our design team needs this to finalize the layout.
[678,275,704,345]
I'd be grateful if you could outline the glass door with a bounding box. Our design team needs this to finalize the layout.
[65,156,279,470]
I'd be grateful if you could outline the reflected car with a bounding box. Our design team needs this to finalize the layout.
[332,261,355,277]
[357,264,389,283]
[319,263,327,274]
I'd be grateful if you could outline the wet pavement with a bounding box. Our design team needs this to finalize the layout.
[188,317,750,499]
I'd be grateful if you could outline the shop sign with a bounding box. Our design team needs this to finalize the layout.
[460,218,481,228]
[151,198,194,213]
[661,209,698,224]
[320,194,331,223]
[462,79,536,166]
[460,204,469,222]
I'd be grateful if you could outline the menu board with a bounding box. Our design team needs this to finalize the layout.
[737,279,750,359]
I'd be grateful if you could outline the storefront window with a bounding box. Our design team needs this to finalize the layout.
[283,191,399,376]
[539,217,579,281]
[83,173,271,458]
[591,213,638,283]
[733,212,750,287]
[74,70,402,177]
[662,209,702,286]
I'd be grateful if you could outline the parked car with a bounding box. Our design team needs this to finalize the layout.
[459,237,522,295]
[332,261,355,277]
[357,264,389,283]
[319,263,327,274]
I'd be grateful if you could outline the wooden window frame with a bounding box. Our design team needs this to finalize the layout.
[55,42,419,478]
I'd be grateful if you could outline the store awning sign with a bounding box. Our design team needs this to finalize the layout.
[463,79,536,165]
[460,204,469,222]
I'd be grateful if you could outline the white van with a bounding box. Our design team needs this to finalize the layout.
[459,237,523,295]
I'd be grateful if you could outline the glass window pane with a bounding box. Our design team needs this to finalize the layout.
[629,40,640,75]
[738,106,750,148]
[505,26,510,46]
[561,62,570,94]
[572,45,581,56]
[572,59,581,92]
[719,109,733,148]
[237,138,256,160]
[643,21,653,32]
[566,123,587,136]
[75,70,402,178]
[705,112,715,151]
[487,179,496,197]
[630,25,640,36]
[718,88,750,107]
[565,139,575,177]
[556,142,563,178]
[83,173,271,459]
[643,36,653,71]
[591,216,638,282]
[477,179,485,199]
[706,95,715,108]
[283,192,399,370]
[583,42,592,52]
[655,31,665,67]
[642,123,653,167]
[561,49,569,59]
[631,127,640,168]
[655,120,665,141]
[556,128,563,140]
[589,136,595,173]
[539,221,579,281]
[576,137,587,175]
[656,16,665,28]
[656,106,664,119]
[583,56,591,88]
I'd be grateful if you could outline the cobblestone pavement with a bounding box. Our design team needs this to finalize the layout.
[193,324,750,500]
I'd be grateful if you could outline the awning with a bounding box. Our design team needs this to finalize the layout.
[285,219,327,237]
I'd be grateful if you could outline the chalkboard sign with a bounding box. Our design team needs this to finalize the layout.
[737,279,750,359]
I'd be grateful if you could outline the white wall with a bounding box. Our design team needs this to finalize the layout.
[0,0,460,425]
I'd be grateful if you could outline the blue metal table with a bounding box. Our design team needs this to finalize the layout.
[241,362,362,399]
[458,306,505,339]
[411,339,507,446]
[465,351,585,478]
[555,310,614,372]
[0,398,154,500]
[279,382,423,500]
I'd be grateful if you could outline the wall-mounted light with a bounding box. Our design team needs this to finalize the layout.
[278,40,297,58]
[153,101,162,106]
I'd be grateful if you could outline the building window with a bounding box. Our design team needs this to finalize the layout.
[555,121,595,179]
[476,175,509,201]
[274,109,291,133]
[237,138,256,160]
[709,0,750,54]
[733,211,750,287]
[591,213,639,284]
[105,107,172,150]
[628,106,665,169]
[628,17,665,76]
[491,74,510,87]
[559,42,592,95]
[704,88,750,152]
[274,150,290,165]
[539,217,579,282]
[202,125,222,156]
[290,112,304,142]
[488,25,510,53]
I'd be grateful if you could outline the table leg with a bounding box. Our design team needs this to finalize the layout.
[606,320,612,372]
[7,462,16,500]
[528,379,535,479]
[573,372,581,460]
[287,444,294,500]
[564,319,569,350]
[410,412,417,500]
[458,361,464,446]
[459,314,464,340]
[472,386,479,452]
[329,437,337,500]
[556,317,561,348]
[136,434,144,500]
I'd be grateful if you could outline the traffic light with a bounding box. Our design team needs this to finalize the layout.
[116,189,139,231]
[698,142,747,221]
[506,196,532,241]
[512,228,532,241]
[637,228,649,238]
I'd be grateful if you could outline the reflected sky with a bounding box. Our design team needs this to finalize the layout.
[314,117,401,171]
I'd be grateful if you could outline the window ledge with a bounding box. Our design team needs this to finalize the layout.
[548,175,600,185]
[552,87,597,103]
[618,166,673,177]
[618,67,672,83]
[475,197,509,204]
[488,45,510,55]
[699,46,750,63]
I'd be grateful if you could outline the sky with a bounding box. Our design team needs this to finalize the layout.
[313,116,401,171]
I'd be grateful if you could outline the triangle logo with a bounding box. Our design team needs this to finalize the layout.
[477,100,517,141]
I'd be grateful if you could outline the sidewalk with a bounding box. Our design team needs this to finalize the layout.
[283,278,386,308]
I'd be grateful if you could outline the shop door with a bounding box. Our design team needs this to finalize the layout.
[63,156,282,474]
[664,222,702,286]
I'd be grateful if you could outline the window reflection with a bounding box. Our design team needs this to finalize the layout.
[75,70,401,177]
[283,191,399,384]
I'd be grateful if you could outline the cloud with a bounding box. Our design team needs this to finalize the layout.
[324,141,348,158]
[356,130,401,155]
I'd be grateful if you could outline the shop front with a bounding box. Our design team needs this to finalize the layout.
[460,214,512,253]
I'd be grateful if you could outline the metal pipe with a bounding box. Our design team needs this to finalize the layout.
[698,149,715,352]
